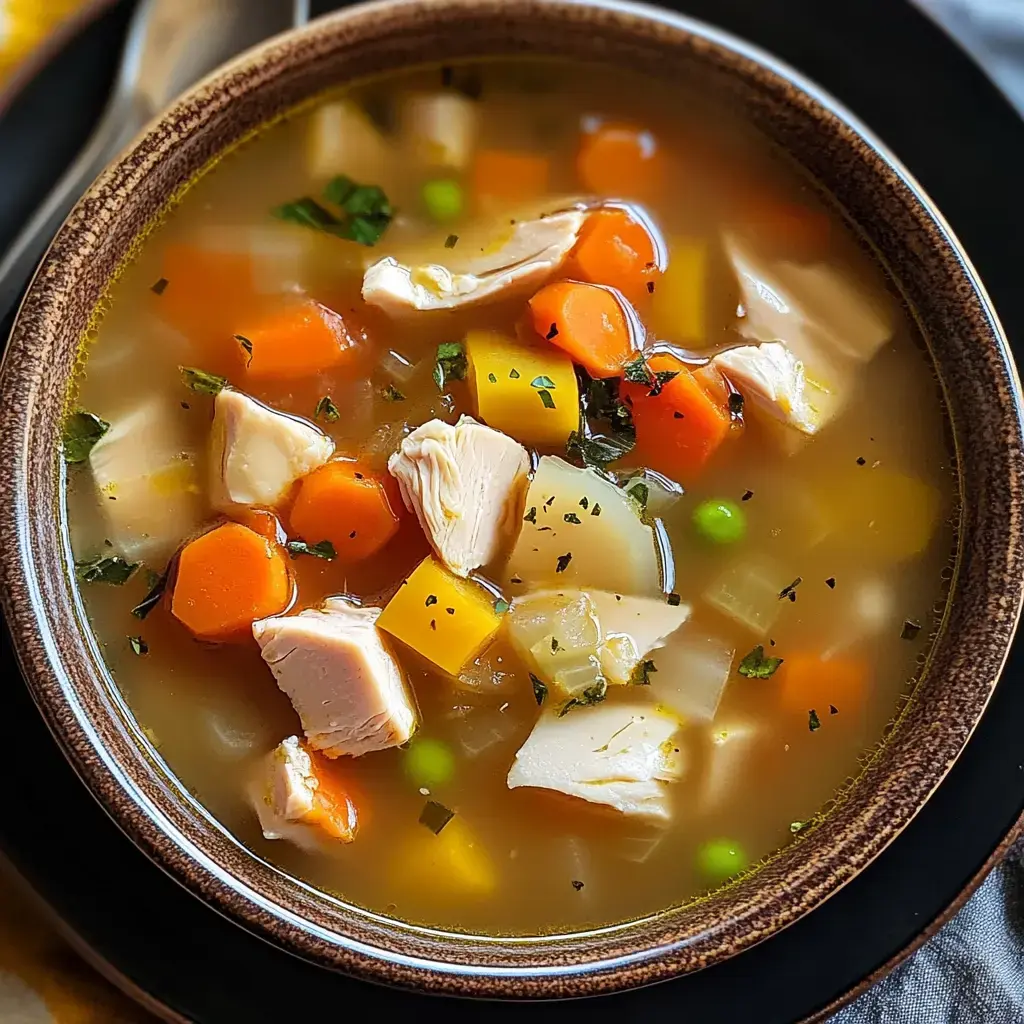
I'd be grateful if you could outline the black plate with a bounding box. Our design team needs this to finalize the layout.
[2,1,1024,1021]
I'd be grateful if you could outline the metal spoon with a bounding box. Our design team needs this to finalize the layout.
[0,0,307,318]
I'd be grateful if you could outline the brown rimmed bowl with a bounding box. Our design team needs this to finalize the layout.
[0,0,1021,1000]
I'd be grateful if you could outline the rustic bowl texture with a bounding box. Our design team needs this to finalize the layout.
[0,0,1021,999]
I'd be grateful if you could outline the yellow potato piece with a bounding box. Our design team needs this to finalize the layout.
[650,238,707,345]
[395,816,496,896]
[821,467,941,562]
[465,330,579,449]
[377,555,502,676]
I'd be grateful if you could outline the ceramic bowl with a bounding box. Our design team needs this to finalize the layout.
[0,0,1021,999]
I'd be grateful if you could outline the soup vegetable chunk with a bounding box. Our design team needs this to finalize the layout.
[64,60,956,934]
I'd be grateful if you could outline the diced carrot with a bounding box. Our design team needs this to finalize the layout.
[779,654,868,719]
[471,149,549,211]
[570,207,663,307]
[739,195,831,261]
[155,244,257,346]
[232,508,284,546]
[307,748,359,842]
[623,353,731,479]
[235,298,366,380]
[576,122,664,201]
[528,281,638,378]
[289,460,401,562]
[171,522,291,642]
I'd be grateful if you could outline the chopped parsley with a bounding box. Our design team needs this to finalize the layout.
[829,704,839,715]
[315,395,341,423]
[530,673,548,706]
[494,599,510,614]
[901,619,922,640]
[75,555,138,586]
[591,503,602,517]
[809,709,822,732]
[546,323,559,340]
[523,506,538,524]
[646,281,655,294]
[555,552,572,573]
[563,512,581,525]
[566,430,633,469]
[728,391,745,424]
[131,572,167,619]
[128,636,148,656]
[571,880,585,891]
[432,341,467,391]
[738,645,784,679]
[425,595,438,607]
[531,375,557,389]
[419,800,455,834]
[856,456,867,466]
[825,576,836,590]
[488,373,498,383]
[629,659,657,685]
[150,277,169,296]
[558,679,607,717]
[274,175,393,246]
[779,577,803,602]
[626,480,649,513]
[62,410,109,464]
[551,637,562,652]
[235,334,253,367]
[382,383,405,401]
[444,233,459,248]
[579,497,589,510]
[742,489,754,501]
[285,539,336,561]
[623,356,678,396]
[790,821,807,835]
[179,366,228,395]
[509,368,520,379]
[537,389,556,409]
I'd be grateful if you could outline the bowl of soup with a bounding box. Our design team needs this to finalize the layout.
[0,0,1020,998]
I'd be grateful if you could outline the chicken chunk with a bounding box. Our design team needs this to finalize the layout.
[250,735,358,848]
[388,416,530,576]
[399,91,479,170]
[88,395,203,562]
[588,592,691,685]
[712,342,824,435]
[253,598,417,758]
[362,210,585,314]
[209,389,334,511]
[507,704,684,820]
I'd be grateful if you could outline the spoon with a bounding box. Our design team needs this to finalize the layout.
[0,0,307,319]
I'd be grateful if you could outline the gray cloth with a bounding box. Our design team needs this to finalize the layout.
[832,3,1024,1020]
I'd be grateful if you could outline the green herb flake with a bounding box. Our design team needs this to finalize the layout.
[235,334,253,367]
[558,679,608,717]
[571,879,585,891]
[494,599,510,614]
[75,555,139,586]
[128,635,149,656]
[627,481,649,512]
[531,375,557,390]
[591,503,602,517]
[563,512,582,525]
[545,322,559,341]
[509,368,520,379]
[623,356,655,387]
[274,175,393,247]
[649,369,679,396]
[62,411,110,464]
[629,658,657,685]
[432,341,467,391]
[444,233,459,249]
[566,430,632,469]
[779,577,803,602]
[131,572,167,620]
[315,395,341,423]
[790,821,806,835]
[555,552,572,573]
[537,388,556,410]
[419,800,455,834]
[488,372,498,384]
[382,383,405,402]
[737,645,784,679]
[285,539,336,561]
[425,595,438,607]
[809,709,822,732]
[179,366,228,396]
[523,506,537,524]
[579,496,589,510]
[150,277,169,296]
[728,391,745,423]
[530,673,548,706]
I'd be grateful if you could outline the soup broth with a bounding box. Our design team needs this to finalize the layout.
[64,59,956,934]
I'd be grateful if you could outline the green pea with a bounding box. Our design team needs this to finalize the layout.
[421,179,463,223]
[692,499,746,544]
[404,737,455,787]
[697,838,749,884]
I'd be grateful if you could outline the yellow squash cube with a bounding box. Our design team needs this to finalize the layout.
[377,555,502,676]
[465,330,579,449]
[650,239,707,345]
[393,815,496,896]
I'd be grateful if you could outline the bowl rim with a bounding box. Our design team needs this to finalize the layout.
[1,0,1022,999]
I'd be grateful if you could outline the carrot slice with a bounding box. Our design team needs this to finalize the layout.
[623,353,730,479]
[236,298,366,380]
[528,281,638,378]
[570,207,663,306]
[232,508,284,546]
[471,150,549,210]
[307,749,360,842]
[576,122,664,200]
[288,461,401,563]
[171,522,291,642]
[779,654,868,719]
